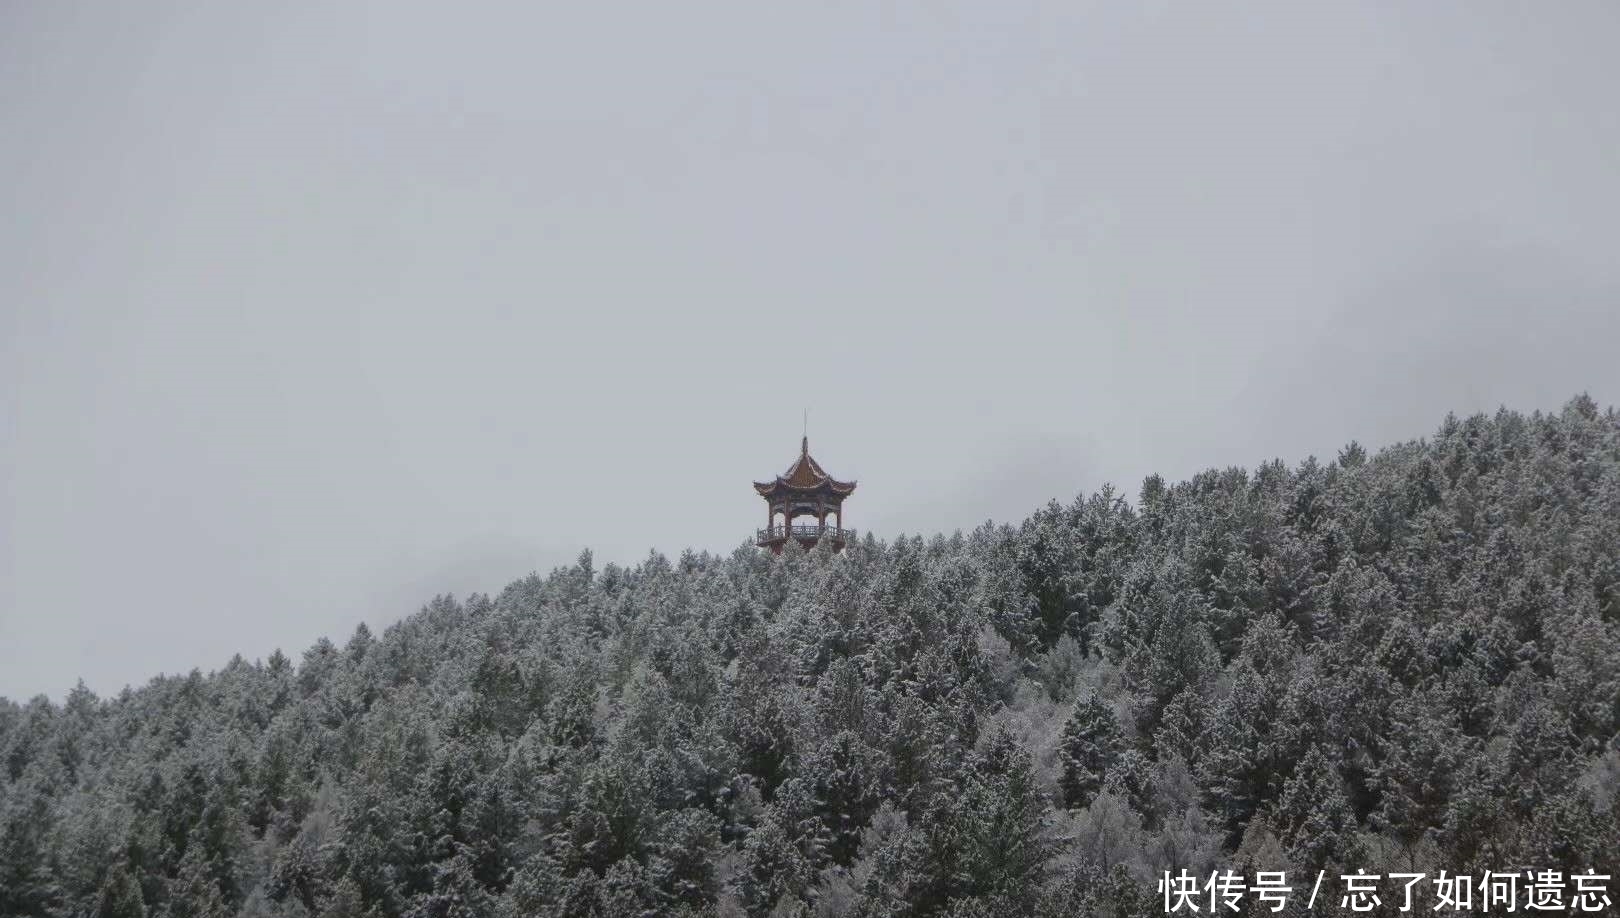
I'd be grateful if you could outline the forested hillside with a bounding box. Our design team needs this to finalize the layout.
[3,397,1619,917]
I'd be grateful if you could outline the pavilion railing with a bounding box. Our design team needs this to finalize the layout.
[756,525,856,545]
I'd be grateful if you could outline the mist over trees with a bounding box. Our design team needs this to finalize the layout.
[3,397,1618,917]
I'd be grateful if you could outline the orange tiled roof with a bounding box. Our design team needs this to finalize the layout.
[753,437,857,497]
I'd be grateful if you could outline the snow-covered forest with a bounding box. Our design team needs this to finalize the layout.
[3,397,1619,917]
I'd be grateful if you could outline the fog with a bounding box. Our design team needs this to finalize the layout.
[4,2,1618,699]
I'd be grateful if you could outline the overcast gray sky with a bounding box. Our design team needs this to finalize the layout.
[4,2,1618,701]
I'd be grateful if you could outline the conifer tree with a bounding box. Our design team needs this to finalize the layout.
[1057,694,1122,809]
[1271,745,1362,873]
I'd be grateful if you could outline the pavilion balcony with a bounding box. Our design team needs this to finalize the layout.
[756,524,856,547]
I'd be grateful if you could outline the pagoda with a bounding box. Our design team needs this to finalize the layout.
[754,437,857,553]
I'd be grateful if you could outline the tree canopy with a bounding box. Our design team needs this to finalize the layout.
[3,397,1619,916]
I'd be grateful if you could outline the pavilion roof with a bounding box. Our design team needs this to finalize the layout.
[753,437,857,497]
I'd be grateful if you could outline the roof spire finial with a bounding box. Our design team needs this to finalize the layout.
[802,408,808,455]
